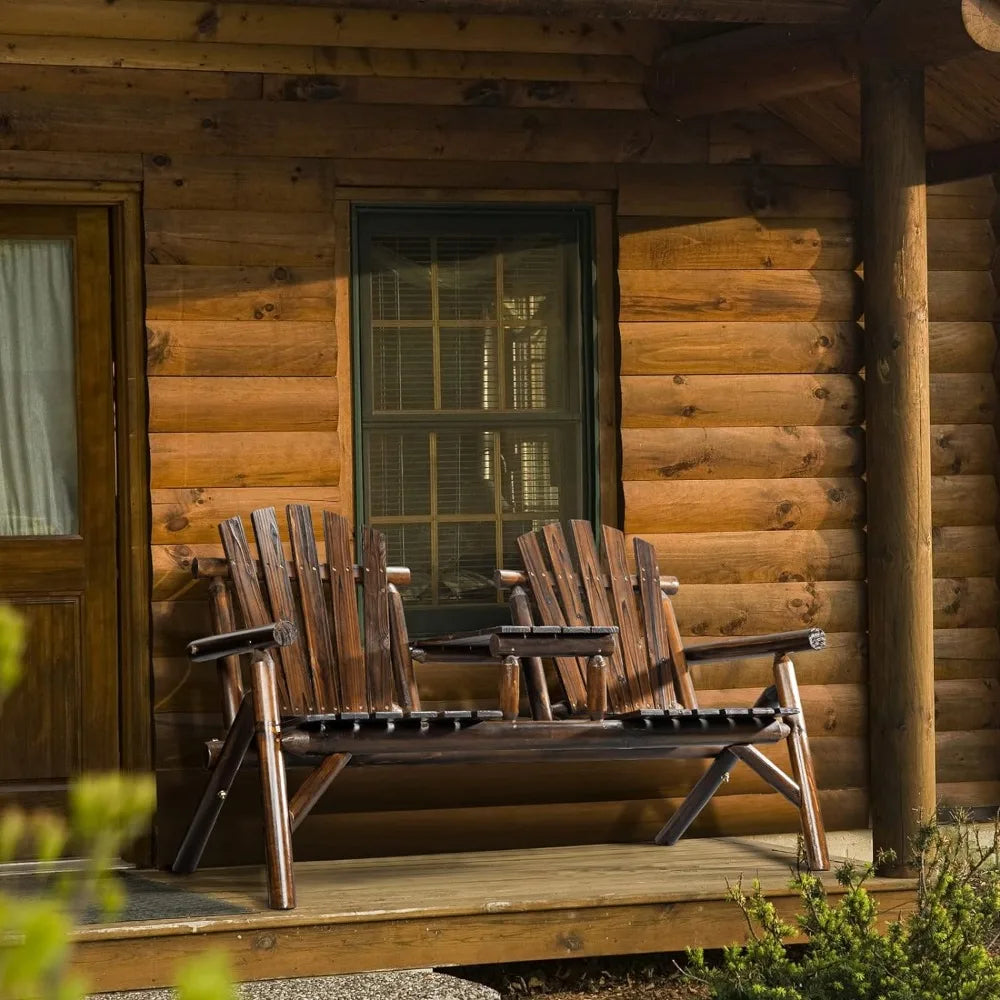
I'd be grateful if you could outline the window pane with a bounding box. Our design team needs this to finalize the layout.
[358,208,592,623]
[365,432,431,518]
[438,521,499,603]
[437,236,498,321]
[370,328,434,412]
[436,430,497,517]
[440,327,499,410]
[382,523,432,603]
[499,427,570,515]
[369,237,432,321]
[0,240,77,536]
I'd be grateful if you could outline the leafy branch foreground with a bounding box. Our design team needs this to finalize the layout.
[688,819,1000,1000]
[0,604,234,1000]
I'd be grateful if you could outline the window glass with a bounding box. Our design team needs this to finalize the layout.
[357,208,594,631]
[0,239,77,536]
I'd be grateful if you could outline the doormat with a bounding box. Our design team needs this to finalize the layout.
[0,869,251,924]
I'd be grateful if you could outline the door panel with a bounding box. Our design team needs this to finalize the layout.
[0,206,119,805]
[0,598,82,781]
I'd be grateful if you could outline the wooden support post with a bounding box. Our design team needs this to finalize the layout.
[731,745,801,808]
[774,656,829,871]
[251,651,295,910]
[508,585,553,721]
[208,579,243,729]
[171,694,254,875]
[862,56,937,876]
[289,753,351,833]
[586,655,608,721]
[500,656,521,721]
[653,749,739,846]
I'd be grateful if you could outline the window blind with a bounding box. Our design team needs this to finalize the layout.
[355,207,594,630]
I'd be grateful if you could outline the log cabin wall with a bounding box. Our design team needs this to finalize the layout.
[927,175,1000,812]
[0,7,996,865]
[616,150,870,838]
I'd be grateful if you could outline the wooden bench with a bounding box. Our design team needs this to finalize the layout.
[172,505,813,909]
[498,520,830,871]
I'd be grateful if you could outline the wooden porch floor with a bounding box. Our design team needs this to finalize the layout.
[73,834,915,992]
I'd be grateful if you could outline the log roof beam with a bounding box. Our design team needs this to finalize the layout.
[927,139,1000,185]
[242,0,859,22]
[646,0,1000,118]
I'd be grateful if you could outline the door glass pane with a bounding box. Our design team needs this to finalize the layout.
[0,239,77,536]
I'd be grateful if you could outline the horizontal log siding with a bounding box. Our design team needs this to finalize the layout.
[930,175,1000,817]
[618,171,1000,834]
[617,172,871,839]
[2,16,994,864]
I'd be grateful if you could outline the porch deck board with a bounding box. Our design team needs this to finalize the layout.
[72,834,914,992]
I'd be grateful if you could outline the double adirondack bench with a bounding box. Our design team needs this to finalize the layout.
[173,505,828,909]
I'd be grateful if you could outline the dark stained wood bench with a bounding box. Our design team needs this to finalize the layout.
[498,520,830,871]
[172,505,812,910]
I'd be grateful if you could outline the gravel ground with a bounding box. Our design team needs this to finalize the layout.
[93,971,500,1000]
[450,954,708,1000]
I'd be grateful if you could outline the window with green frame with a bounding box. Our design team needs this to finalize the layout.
[353,205,597,635]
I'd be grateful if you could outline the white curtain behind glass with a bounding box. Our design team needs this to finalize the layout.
[0,240,78,536]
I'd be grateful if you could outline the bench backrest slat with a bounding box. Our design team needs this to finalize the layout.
[212,505,420,718]
[252,506,314,714]
[323,510,369,713]
[388,583,420,713]
[602,524,654,711]
[568,520,631,714]
[516,528,588,715]
[219,514,293,708]
[634,536,677,710]
[539,523,590,711]
[362,526,394,712]
[508,520,689,715]
[287,503,340,712]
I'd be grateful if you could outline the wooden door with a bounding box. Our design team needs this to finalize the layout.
[0,206,119,808]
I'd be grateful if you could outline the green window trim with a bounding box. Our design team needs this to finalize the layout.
[352,204,599,636]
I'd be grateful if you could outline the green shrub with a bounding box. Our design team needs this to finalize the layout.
[0,605,235,1000]
[686,819,1000,1000]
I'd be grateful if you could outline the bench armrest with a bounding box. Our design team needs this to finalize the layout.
[682,628,826,665]
[187,621,298,662]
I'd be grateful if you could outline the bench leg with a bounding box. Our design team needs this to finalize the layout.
[251,652,296,909]
[172,693,254,875]
[654,748,739,846]
[774,654,830,871]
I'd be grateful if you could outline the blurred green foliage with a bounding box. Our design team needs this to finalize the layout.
[687,817,1000,1000]
[0,605,236,1000]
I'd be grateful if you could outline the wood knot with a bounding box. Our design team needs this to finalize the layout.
[525,81,565,102]
[253,934,277,952]
[151,153,171,167]
[196,6,220,35]
[557,932,584,952]
[463,80,504,107]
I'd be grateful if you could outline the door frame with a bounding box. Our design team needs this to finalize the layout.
[0,181,151,783]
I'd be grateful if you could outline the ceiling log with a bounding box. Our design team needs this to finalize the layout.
[927,139,1000,184]
[865,0,1000,65]
[646,0,1000,118]
[645,25,859,118]
[247,0,857,21]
